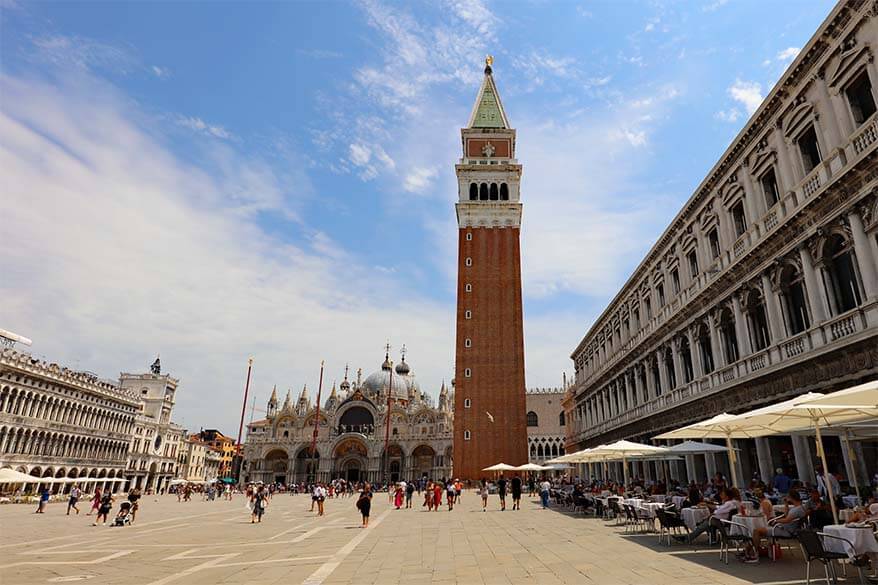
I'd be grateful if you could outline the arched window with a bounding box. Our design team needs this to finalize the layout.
[479,183,488,200]
[719,307,739,363]
[551,444,558,457]
[745,289,770,351]
[559,412,565,426]
[489,183,499,200]
[651,358,662,396]
[822,234,862,315]
[537,443,544,457]
[530,443,536,456]
[779,264,810,335]
[500,183,509,200]
[526,411,538,427]
[469,183,478,201]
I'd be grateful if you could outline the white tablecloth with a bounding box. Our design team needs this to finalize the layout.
[672,495,686,509]
[729,515,767,537]
[681,507,710,531]
[624,498,643,508]
[651,494,668,504]
[638,502,666,518]
[821,524,878,559]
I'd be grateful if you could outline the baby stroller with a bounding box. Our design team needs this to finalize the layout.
[113,502,132,526]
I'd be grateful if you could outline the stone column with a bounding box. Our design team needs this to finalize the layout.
[709,312,725,368]
[815,73,843,152]
[645,360,656,399]
[705,452,717,479]
[624,372,634,408]
[684,454,696,483]
[686,328,702,379]
[760,273,785,343]
[671,341,683,388]
[799,245,829,323]
[792,435,815,484]
[755,438,774,485]
[829,84,855,139]
[773,125,799,189]
[849,209,878,301]
[731,292,751,357]
[739,164,762,233]
[656,348,669,395]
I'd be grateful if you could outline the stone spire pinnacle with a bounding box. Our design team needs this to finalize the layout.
[269,384,278,404]
[282,388,292,411]
[467,56,509,129]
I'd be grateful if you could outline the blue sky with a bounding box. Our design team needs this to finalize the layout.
[1,0,835,433]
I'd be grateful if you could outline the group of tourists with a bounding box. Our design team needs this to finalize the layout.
[477,474,552,511]
[28,484,144,527]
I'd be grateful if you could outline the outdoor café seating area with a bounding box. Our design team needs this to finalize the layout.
[546,380,878,584]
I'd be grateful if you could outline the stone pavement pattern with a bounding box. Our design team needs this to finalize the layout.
[0,492,811,584]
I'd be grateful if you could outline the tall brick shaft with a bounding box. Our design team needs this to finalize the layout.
[453,58,528,480]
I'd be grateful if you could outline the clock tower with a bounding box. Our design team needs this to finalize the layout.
[453,57,528,479]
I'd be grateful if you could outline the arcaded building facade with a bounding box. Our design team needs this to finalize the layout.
[453,59,529,479]
[243,348,453,485]
[565,0,878,486]
[0,348,139,493]
[526,388,567,464]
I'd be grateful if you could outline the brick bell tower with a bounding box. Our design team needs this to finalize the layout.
[453,56,528,480]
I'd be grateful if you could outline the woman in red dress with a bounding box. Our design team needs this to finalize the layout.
[432,482,442,512]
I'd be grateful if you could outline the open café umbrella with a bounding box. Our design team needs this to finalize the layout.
[652,406,816,490]
[482,463,517,472]
[723,381,878,524]
[664,440,729,455]
[513,463,551,472]
[581,440,670,487]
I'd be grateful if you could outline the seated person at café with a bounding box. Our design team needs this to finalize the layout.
[676,487,740,544]
[745,490,806,563]
[804,487,833,530]
[752,488,774,520]
[849,498,878,523]
[682,485,702,509]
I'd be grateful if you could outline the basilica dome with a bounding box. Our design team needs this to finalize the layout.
[361,357,409,400]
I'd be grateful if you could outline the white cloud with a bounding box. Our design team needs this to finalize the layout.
[702,0,728,12]
[777,47,800,63]
[151,65,170,78]
[347,141,394,180]
[728,78,763,115]
[403,167,438,193]
[715,108,741,122]
[32,35,136,74]
[176,115,233,140]
[0,72,455,433]
[512,51,579,90]
[444,0,497,36]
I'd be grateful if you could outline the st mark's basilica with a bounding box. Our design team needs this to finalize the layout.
[241,347,453,485]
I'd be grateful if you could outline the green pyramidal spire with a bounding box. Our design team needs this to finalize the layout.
[467,56,510,129]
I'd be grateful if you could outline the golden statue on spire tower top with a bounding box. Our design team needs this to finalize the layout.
[485,55,493,67]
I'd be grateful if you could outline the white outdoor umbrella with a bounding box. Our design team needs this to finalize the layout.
[0,468,41,484]
[513,463,550,472]
[584,440,671,487]
[665,440,730,455]
[725,382,878,524]
[482,463,517,472]
[653,405,825,490]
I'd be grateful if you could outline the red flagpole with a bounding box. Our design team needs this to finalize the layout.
[310,360,325,458]
[236,357,254,458]
[384,360,393,486]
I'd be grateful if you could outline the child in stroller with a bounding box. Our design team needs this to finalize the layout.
[113,501,132,526]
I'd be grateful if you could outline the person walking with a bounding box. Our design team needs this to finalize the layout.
[93,492,114,526]
[393,484,404,510]
[511,474,522,510]
[35,486,50,514]
[67,485,81,515]
[479,479,489,512]
[87,487,102,515]
[315,483,326,516]
[432,481,442,512]
[251,486,267,523]
[497,474,508,511]
[539,477,551,509]
[446,481,455,511]
[127,488,142,524]
[357,483,373,527]
[405,480,414,509]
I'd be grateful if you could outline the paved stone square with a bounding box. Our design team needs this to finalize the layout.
[0,492,822,584]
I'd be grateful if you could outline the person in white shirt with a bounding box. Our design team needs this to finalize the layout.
[678,487,741,543]
[313,484,326,516]
[539,479,552,509]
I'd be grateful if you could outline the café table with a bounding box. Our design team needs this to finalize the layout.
[651,494,668,504]
[821,524,878,561]
[681,507,710,531]
[672,495,686,509]
[639,502,666,519]
[728,514,767,537]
